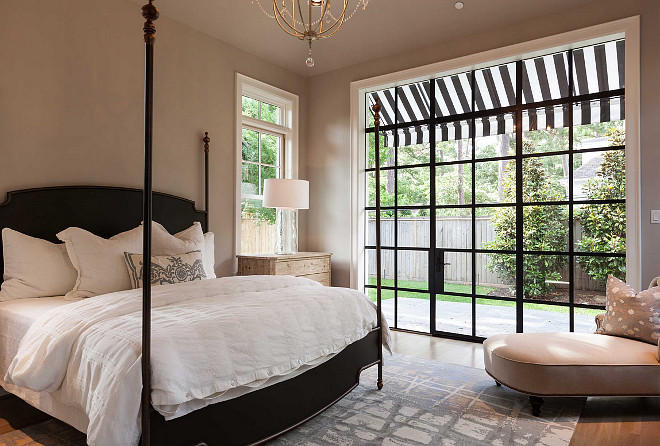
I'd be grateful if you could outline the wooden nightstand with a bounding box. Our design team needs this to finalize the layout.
[237,252,332,286]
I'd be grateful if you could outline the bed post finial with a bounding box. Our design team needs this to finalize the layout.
[372,98,384,391]
[203,132,210,154]
[142,0,159,44]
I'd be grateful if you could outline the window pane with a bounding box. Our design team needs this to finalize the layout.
[476,299,516,338]
[523,205,568,252]
[367,131,391,169]
[475,63,516,111]
[436,208,472,249]
[397,167,430,206]
[475,160,513,204]
[261,102,281,124]
[522,254,569,303]
[260,166,279,193]
[523,303,569,333]
[398,292,430,333]
[478,206,516,250]
[397,81,431,124]
[240,198,276,255]
[397,250,429,291]
[242,96,259,119]
[573,149,625,200]
[436,297,471,335]
[367,169,394,207]
[522,51,570,103]
[475,113,515,159]
[572,40,624,95]
[476,253,515,298]
[522,105,569,153]
[440,251,472,291]
[436,164,470,206]
[367,211,395,247]
[398,210,429,248]
[434,72,472,118]
[575,255,624,306]
[522,156,567,202]
[260,133,281,166]
[241,128,259,162]
[436,121,472,162]
[397,125,430,165]
[241,163,258,195]
[574,204,626,253]
[573,97,625,131]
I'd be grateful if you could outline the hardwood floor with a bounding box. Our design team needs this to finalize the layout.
[0,330,658,445]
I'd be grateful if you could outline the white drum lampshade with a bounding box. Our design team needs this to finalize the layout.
[262,179,309,254]
[263,179,309,210]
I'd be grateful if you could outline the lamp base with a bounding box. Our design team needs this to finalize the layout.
[275,208,298,255]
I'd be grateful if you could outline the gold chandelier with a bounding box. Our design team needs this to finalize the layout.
[252,0,370,67]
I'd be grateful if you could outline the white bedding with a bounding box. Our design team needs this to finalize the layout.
[0,296,77,375]
[4,275,390,446]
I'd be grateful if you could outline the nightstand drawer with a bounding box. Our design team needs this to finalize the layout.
[299,272,331,286]
[274,257,330,275]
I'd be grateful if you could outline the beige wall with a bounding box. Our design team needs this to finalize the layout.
[0,0,309,277]
[306,0,660,287]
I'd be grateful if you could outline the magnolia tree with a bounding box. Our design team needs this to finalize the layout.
[485,141,569,299]
[576,128,626,281]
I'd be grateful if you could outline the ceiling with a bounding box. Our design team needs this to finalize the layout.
[133,0,602,76]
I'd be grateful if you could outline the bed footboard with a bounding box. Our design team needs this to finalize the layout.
[149,329,381,446]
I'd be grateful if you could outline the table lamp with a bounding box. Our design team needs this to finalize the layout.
[263,179,309,254]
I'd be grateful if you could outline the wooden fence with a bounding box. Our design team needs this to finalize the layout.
[241,219,277,255]
[367,218,604,291]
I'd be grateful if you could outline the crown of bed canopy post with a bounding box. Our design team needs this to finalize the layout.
[141,1,158,445]
[372,98,384,391]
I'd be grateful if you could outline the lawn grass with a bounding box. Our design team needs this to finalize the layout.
[367,278,602,316]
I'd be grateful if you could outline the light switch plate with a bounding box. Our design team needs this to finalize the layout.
[652,210,660,224]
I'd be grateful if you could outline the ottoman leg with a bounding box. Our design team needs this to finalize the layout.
[495,381,502,386]
[529,396,544,416]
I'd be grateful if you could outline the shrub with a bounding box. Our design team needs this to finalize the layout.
[485,141,568,299]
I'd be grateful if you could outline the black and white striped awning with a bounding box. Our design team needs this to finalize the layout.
[369,40,625,147]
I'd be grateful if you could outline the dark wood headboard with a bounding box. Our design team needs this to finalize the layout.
[0,186,208,282]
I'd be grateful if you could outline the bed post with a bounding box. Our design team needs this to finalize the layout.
[203,132,210,229]
[372,99,384,390]
[141,1,158,446]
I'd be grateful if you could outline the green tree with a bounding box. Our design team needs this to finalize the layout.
[576,128,626,280]
[485,141,569,299]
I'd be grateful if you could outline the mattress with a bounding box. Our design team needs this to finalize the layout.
[0,296,77,376]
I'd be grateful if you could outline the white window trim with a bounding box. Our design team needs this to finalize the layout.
[349,16,641,291]
[235,73,299,263]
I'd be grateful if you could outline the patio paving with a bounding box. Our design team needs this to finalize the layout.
[382,297,598,336]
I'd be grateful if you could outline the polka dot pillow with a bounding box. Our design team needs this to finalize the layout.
[596,275,660,345]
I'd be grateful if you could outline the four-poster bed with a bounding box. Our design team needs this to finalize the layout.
[0,2,387,445]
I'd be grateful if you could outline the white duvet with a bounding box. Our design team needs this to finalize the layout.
[5,275,390,446]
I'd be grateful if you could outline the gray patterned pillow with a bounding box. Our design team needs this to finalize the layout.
[123,251,206,288]
[595,275,660,345]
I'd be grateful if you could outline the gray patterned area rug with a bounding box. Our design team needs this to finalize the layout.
[270,354,585,446]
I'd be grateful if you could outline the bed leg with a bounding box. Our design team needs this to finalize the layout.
[377,361,383,390]
[529,396,544,416]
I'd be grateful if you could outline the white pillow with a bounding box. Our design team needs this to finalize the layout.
[153,222,215,279]
[0,228,78,301]
[57,226,143,299]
